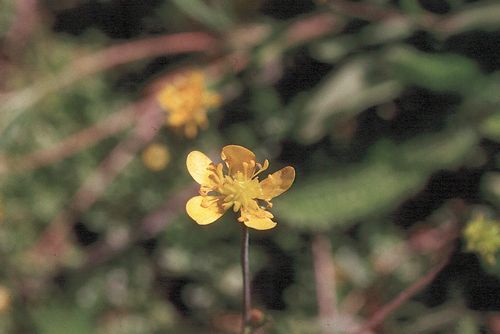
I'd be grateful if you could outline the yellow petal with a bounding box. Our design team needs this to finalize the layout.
[186,196,226,225]
[221,145,256,177]
[259,166,295,200]
[242,215,277,230]
[239,207,277,230]
[186,151,213,185]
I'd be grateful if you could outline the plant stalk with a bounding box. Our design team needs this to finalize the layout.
[241,225,251,334]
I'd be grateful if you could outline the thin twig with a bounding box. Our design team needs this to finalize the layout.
[0,32,218,132]
[241,225,251,334]
[0,104,137,173]
[355,246,455,334]
[285,13,342,47]
[312,233,337,332]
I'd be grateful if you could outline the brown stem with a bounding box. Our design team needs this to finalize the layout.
[241,225,251,333]
[1,104,137,174]
[355,247,454,334]
[0,32,218,117]
[312,234,337,332]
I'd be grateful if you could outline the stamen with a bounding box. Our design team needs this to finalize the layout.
[252,159,269,178]
[216,163,224,177]
[222,202,233,211]
[242,162,249,179]
[201,197,216,208]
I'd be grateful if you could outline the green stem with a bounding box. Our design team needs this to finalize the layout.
[241,225,251,334]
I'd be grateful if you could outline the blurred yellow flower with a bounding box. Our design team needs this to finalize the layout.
[142,143,171,171]
[157,71,221,138]
[186,145,295,230]
[464,215,500,265]
[0,286,11,313]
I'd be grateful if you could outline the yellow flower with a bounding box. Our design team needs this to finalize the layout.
[464,215,500,265]
[157,71,221,138]
[186,145,295,230]
[142,143,171,171]
[0,286,10,313]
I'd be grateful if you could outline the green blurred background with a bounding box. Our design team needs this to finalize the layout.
[1,0,500,333]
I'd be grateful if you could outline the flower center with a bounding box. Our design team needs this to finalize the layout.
[219,172,261,212]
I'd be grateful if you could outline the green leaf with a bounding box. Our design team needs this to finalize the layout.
[400,0,424,15]
[300,57,403,143]
[396,128,478,171]
[171,0,232,31]
[32,301,94,334]
[481,172,500,206]
[480,112,500,141]
[358,18,414,46]
[437,3,500,36]
[311,19,414,64]
[456,314,480,334]
[275,162,424,230]
[310,36,357,63]
[276,128,478,230]
[384,46,483,93]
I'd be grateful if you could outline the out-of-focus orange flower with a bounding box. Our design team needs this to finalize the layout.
[142,143,171,171]
[157,71,221,138]
[0,286,11,313]
[186,145,295,230]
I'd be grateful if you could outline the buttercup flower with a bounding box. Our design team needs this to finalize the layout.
[186,145,295,230]
[157,70,221,138]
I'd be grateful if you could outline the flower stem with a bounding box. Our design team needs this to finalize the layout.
[241,225,251,334]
